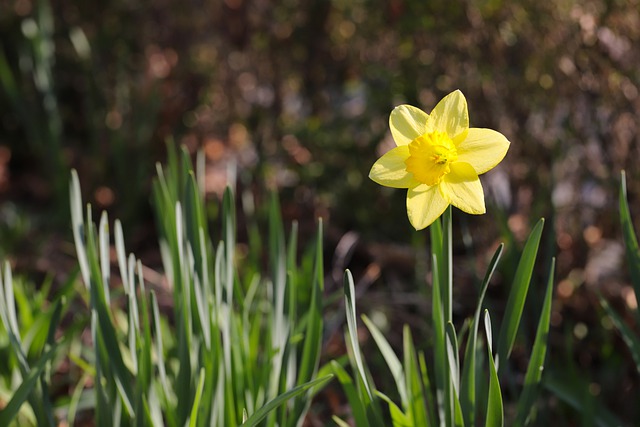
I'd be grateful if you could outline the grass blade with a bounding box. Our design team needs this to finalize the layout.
[445,323,464,427]
[343,269,385,427]
[484,310,503,427]
[497,218,545,369]
[441,206,453,323]
[70,170,90,288]
[330,361,369,427]
[417,351,438,426]
[344,269,373,401]
[446,322,460,398]
[376,391,413,427]
[599,297,640,374]
[85,213,135,417]
[431,253,447,424]
[619,171,640,315]
[242,375,333,427]
[362,314,407,407]
[0,345,58,426]
[460,243,503,426]
[188,368,206,427]
[515,258,555,425]
[403,326,429,426]
[291,219,324,423]
[332,416,353,427]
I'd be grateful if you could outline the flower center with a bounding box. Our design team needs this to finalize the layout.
[404,130,458,186]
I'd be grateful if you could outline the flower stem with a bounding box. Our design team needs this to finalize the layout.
[430,205,455,426]
[442,205,453,323]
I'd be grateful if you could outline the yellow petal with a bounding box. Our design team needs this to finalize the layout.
[426,90,469,142]
[389,105,430,146]
[456,128,510,175]
[369,145,417,188]
[441,162,485,214]
[406,184,449,230]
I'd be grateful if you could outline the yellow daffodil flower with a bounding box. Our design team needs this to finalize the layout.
[369,90,510,230]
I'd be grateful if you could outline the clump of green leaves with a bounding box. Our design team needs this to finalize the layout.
[333,208,555,427]
[68,147,332,426]
[0,146,332,426]
[0,268,80,426]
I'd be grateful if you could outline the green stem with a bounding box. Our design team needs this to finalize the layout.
[442,206,453,323]
[430,206,455,426]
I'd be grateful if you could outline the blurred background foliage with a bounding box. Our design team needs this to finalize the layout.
[1,0,640,423]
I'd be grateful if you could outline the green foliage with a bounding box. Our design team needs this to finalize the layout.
[618,171,640,318]
[2,0,640,423]
[497,218,545,369]
[596,170,640,389]
[2,147,333,426]
[0,265,80,426]
[483,311,503,427]
[0,0,64,201]
[333,212,555,426]
[515,259,555,425]
[1,146,333,425]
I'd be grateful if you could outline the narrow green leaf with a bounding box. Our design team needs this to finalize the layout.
[69,170,90,288]
[45,297,64,348]
[446,322,460,397]
[445,322,464,427]
[344,269,373,400]
[497,218,545,369]
[332,416,352,427]
[376,391,413,427]
[431,253,447,424]
[296,219,324,387]
[136,262,153,390]
[98,212,111,306]
[67,373,92,426]
[114,220,129,292]
[515,258,555,425]
[179,146,194,198]
[196,149,205,198]
[362,314,407,407]
[484,311,503,427]
[91,313,111,427]
[286,221,299,318]
[127,259,140,375]
[403,326,429,427]
[242,375,333,427]
[188,368,206,427]
[84,213,135,416]
[343,270,385,427]
[221,188,236,425]
[184,172,206,279]
[40,296,65,427]
[441,206,453,323]
[619,171,640,316]
[267,191,287,407]
[193,271,211,350]
[460,243,503,427]
[417,351,438,427]
[330,361,369,427]
[0,262,28,370]
[429,215,443,279]
[600,296,640,374]
[150,291,172,404]
[0,345,58,426]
